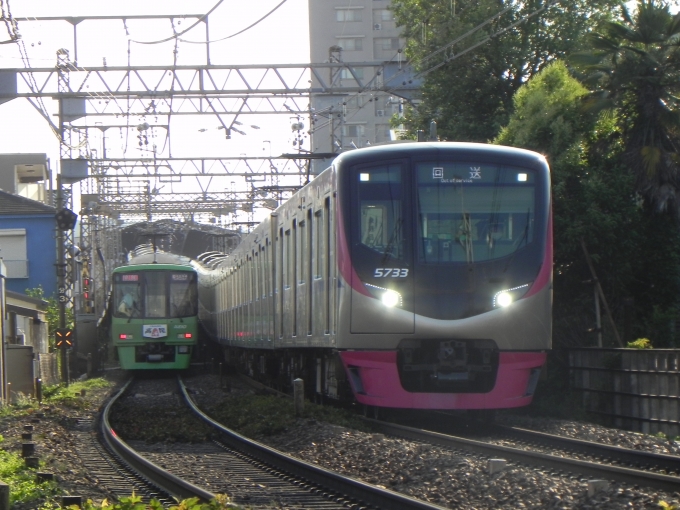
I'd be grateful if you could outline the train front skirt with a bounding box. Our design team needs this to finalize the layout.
[339,350,546,409]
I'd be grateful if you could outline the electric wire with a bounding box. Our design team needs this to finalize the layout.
[179,0,290,44]
[129,0,225,45]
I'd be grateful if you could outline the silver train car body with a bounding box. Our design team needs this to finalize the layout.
[197,142,552,410]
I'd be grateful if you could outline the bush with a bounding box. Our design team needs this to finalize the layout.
[626,338,653,349]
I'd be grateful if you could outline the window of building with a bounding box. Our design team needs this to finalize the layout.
[336,37,363,51]
[373,9,393,22]
[375,37,401,51]
[342,124,365,137]
[336,8,362,22]
[340,67,365,80]
[0,229,27,278]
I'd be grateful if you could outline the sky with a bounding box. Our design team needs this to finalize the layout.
[0,0,311,224]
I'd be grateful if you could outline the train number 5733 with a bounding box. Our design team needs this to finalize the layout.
[374,268,409,277]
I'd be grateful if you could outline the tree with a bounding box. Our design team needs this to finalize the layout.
[390,0,624,141]
[495,60,680,347]
[571,0,680,220]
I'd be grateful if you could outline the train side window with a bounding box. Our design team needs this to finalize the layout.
[292,219,298,337]
[307,208,313,336]
[315,209,323,279]
[284,229,291,289]
[299,220,306,285]
[278,228,284,338]
[325,196,332,335]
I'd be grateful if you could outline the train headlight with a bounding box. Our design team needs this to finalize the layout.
[365,284,403,308]
[493,283,530,308]
[381,290,401,307]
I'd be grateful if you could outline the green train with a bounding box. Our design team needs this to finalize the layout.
[111,256,198,370]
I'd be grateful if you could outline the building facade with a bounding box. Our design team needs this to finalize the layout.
[0,190,57,298]
[308,0,405,173]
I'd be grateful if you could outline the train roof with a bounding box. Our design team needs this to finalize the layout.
[332,142,548,167]
[113,262,196,272]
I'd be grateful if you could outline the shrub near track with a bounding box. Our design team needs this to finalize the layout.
[203,394,372,438]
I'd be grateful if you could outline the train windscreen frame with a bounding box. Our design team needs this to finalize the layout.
[113,270,198,319]
[346,151,548,319]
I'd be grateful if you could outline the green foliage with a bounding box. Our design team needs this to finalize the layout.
[74,493,242,509]
[25,286,74,351]
[390,0,622,141]
[627,338,653,349]
[571,0,680,221]
[0,449,60,506]
[205,394,372,439]
[493,53,680,348]
[42,378,112,409]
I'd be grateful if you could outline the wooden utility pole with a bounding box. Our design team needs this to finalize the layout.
[581,239,624,347]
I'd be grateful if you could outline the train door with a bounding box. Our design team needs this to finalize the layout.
[349,161,415,333]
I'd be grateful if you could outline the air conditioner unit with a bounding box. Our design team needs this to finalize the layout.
[374,23,382,30]
[376,110,385,117]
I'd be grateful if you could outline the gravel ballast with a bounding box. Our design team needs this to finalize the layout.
[2,369,679,509]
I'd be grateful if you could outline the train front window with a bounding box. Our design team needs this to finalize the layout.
[170,272,197,318]
[144,271,168,318]
[114,273,141,318]
[416,162,536,263]
[356,163,405,261]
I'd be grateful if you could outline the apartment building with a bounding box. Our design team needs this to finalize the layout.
[308,0,405,173]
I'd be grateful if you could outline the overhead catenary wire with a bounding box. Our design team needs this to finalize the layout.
[179,0,290,44]
[129,0,225,45]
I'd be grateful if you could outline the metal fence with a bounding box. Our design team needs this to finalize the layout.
[36,352,60,387]
[569,348,680,437]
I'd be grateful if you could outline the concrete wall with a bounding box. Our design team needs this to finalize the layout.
[0,154,48,195]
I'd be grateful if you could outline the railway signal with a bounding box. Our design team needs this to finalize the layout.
[55,328,74,349]
[55,208,78,231]
[82,277,94,312]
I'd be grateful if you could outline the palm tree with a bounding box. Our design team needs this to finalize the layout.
[572,0,680,219]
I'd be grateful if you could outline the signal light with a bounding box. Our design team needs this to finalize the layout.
[55,208,78,231]
[119,334,133,340]
[55,328,74,348]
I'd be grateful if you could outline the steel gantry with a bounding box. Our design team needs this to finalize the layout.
[0,11,420,338]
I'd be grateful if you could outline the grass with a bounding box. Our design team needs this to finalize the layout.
[204,393,373,438]
[0,377,246,508]
[0,378,113,508]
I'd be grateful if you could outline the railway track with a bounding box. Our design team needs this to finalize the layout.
[100,375,449,509]
[368,417,680,493]
[67,384,181,506]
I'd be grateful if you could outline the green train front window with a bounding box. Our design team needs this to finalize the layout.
[113,270,197,319]
[114,273,141,318]
[169,273,197,318]
[145,271,167,318]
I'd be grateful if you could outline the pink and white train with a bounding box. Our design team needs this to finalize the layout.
[197,142,552,411]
